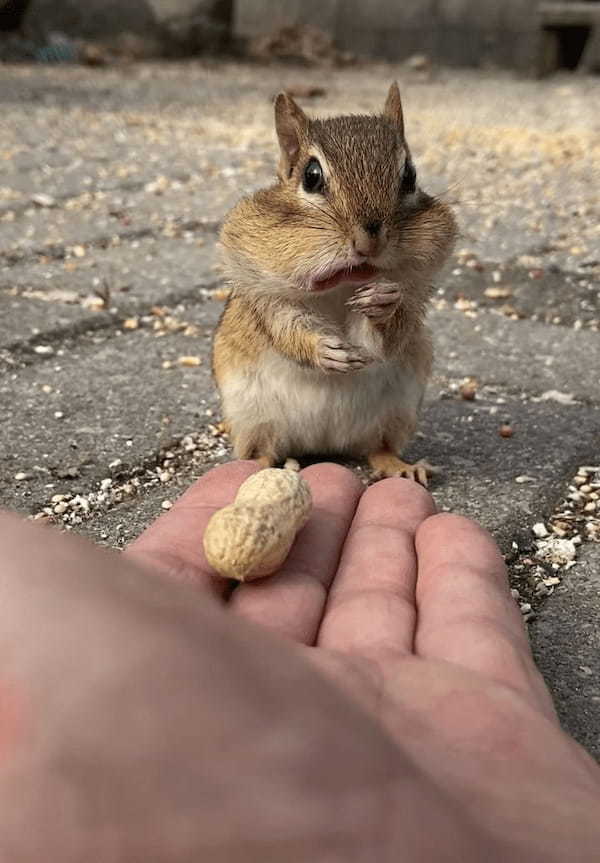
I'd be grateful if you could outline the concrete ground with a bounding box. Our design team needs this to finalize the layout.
[1,60,599,756]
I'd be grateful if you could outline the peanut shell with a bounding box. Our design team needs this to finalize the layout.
[203,468,312,581]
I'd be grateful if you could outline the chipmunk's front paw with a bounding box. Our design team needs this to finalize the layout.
[316,336,373,373]
[347,282,402,321]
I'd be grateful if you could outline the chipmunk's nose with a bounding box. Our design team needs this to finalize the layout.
[351,220,385,257]
[364,219,382,237]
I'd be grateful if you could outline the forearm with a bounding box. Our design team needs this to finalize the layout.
[255,296,336,367]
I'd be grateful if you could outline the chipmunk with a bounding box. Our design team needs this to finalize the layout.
[213,83,456,485]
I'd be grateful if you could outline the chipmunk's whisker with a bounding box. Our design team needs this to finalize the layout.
[304,198,345,233]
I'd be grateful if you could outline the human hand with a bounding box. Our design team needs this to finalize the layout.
[1,462,599,861]
[129,460,600,860]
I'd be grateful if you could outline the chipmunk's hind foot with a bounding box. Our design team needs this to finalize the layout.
[255,454,277,468]
[232,422,285,469]
[368,450,438,488]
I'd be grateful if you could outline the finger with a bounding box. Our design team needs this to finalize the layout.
[362,308,391,317]
[351,285,399,299]
[317,479,436,659]
[125,460,259,597]
[230,463,364,644]
[325,363,355,373]
[349,294,397,308]
[326,361,367,373]
[414,514,557,719]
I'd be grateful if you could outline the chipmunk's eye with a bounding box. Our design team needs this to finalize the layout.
[401,158,416,194]
[303,158,324,193]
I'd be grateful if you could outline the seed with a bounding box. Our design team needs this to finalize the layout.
[177,355,202,367]
[484,286,512,299]
[459,379,477,400]
[31,193,57,208]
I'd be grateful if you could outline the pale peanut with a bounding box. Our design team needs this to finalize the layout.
[203,468,312,581]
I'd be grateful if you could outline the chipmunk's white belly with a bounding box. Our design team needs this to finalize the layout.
[221,350,424,457]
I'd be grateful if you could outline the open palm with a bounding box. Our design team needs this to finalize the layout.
[128,461,600,861]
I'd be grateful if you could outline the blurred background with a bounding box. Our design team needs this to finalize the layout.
[1,0,600,72]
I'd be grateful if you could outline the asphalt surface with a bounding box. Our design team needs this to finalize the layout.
[1,59,599,756]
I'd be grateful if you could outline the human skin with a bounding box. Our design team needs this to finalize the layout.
[0,461,598,862]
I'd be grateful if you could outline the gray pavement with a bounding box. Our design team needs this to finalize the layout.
[1,61,599,756]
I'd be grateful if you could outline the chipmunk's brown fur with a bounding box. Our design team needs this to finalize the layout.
[213,84,456,483]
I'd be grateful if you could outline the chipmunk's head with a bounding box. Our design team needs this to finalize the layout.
[220,84,455,293]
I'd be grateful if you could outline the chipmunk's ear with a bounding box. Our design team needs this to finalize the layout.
[274,92,308,178]
[383,81,405,139]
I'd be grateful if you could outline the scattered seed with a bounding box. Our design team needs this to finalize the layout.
[177,355,202,367]
[536,537,577,566]
[484,286,513,299]
[459,378,478,400]
[212,288,232,301]
[31,193,57,208]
